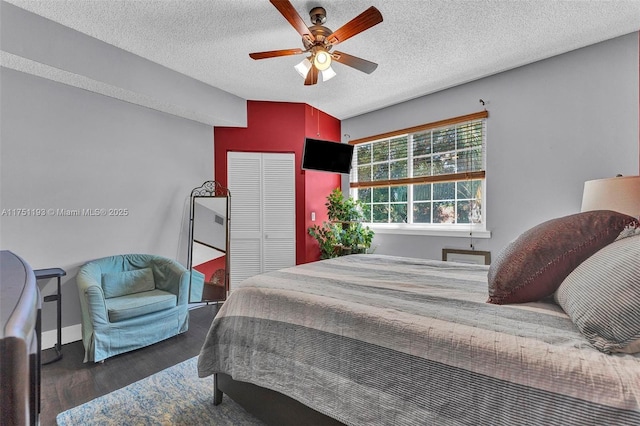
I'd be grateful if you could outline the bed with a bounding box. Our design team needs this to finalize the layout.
[198,250,640,425]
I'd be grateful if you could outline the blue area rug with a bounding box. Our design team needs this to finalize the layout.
[56,357,264,425]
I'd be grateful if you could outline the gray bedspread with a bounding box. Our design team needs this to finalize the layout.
[198,254,640,425]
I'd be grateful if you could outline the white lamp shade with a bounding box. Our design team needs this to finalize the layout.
[581,175,640,218]
[294,58,312,78]
[321,66,336,82]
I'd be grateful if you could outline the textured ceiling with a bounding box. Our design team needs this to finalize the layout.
[6,0,640,120]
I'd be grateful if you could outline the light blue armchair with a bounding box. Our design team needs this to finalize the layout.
[76,254,190,363]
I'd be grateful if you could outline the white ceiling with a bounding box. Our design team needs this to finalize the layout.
[6,0,640,120]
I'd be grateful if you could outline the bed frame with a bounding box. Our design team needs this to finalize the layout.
[213,373,345,426]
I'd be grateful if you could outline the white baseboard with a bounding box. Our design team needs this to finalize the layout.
[41,323,82,349]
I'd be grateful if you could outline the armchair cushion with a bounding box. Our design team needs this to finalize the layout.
[102,267,155,298]
[106,289,177,322]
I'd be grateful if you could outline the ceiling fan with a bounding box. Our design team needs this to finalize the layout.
[249,1,383,85]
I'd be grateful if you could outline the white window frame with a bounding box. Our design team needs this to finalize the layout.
[349,111,490,239]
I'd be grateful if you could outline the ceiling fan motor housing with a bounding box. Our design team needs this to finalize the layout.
[304,25,333,50]
[309,7,327,25]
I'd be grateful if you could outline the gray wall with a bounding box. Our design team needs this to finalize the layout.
[0,68,214,342]
[342,33,639,261]
[0,1,247,346]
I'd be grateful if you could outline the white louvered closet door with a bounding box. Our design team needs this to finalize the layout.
[262,154,296,272]
[227,152,296,291]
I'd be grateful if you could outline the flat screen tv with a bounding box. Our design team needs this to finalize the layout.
[302,138,354,174]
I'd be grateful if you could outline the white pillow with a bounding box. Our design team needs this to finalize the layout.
[555,235,640,354]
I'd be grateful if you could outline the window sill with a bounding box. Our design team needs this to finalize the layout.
[367,224,491,239]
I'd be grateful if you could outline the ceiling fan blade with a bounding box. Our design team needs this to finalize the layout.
[332,51,378,74]
[249,48,304,60]
[326,6,383,46]
[270,0,315,43]
[304,66,318,85]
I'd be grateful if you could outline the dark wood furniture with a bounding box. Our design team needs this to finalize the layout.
[1,250,41,426]
[34,267,67,364]
[214,373,345,426]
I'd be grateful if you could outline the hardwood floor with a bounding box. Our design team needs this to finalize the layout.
[39,304,220,426]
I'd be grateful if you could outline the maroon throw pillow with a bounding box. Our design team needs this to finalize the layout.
[487,210,639,304]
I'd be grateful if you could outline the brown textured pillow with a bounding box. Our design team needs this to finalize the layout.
[487,210,639,304]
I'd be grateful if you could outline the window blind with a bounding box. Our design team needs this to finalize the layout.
[349,111,487,189]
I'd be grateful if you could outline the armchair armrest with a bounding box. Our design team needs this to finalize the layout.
[76,267,109,328]
[152,258,190,306]
[190,269,205,302]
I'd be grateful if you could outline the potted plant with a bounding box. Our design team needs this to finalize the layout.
[309,189,374,258]
[308,222,340,259]
[351,221,374,254]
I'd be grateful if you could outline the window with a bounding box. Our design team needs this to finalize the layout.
[349,111,488,235]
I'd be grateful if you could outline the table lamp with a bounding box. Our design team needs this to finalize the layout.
[581,175,640,218]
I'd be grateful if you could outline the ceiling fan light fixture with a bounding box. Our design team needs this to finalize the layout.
[313,49,332,71]
[294,57,312,78]
[321,66,336,82]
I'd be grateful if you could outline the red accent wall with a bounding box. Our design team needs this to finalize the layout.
[214,100,341,264]
[193,256,226,281]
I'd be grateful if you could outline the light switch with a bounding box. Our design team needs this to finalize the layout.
[311,212,316,221]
